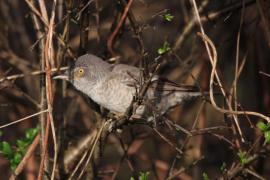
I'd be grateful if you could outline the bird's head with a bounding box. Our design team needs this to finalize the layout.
[54,54,111,90]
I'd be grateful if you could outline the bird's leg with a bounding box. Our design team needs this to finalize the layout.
[106,112,131,132]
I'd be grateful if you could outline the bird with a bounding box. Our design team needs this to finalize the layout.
[54,54,204,120]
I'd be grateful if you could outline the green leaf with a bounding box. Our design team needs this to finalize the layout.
[25,128,38,141]
[256,121,270,131]
[0,141,13,158]
[157,41,171,55]
[0,131,3,137]
[0,127,39,171]
[130,172,149,180]
[139,172,149,180]
[237,151,248,165]
[164,13,174,22]
[264,131,270,142]
[16,140,28,154]
[202,172,209,180]
[10,152,22,171]
[16,139,28,149]
[12,152,22,165]
[220,162,227,172]
[158,48,165,55]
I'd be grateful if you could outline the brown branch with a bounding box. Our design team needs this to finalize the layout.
[107,0,133,56]
[198,33,270,122]
[24,0,75,58]
[166,156,204,180]
[153,128,183,154]
[190,0,270,123]
[220,153,261,180]
[43,1,58,179]
[9,134,40,180]
[0,67,68,83]
[37,115,50,180]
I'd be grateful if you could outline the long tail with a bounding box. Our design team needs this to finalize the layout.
[175,91,210,103]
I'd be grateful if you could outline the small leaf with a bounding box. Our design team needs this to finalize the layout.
[130,178,135,180]
[202,172,209,180]
[220,162,227,172]
[158,48,165,55]
[164,13,174,22]
[157,41,171,55]
[16,140,28,149]
[10,152,22,171]
[139,172,149,180]
[0,141,13,158]
[256,121,269,131]
[0,131,3,137]
[237,151,248,165]
[13,152,22,165]
[264,131,270,142]
[25,128,38,140]
[16,140,28,154]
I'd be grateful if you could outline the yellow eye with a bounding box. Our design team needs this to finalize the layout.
[78,68,84,74]
[75,68,85,78]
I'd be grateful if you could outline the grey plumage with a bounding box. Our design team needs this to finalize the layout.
[54,54,203,119]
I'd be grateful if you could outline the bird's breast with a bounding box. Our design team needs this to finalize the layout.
[89,79,135,113]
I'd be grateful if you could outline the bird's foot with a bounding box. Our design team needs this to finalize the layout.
[107,113,130,133]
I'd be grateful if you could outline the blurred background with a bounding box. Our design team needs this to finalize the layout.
[0,0,270,179]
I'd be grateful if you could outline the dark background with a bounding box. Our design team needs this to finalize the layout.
[0,0,270,179]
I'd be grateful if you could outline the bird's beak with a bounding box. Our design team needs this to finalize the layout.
[53,71,69,81]
[53,74,69,81]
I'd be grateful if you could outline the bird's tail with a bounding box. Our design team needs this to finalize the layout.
[174,91,215,103]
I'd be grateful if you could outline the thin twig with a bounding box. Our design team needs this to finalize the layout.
[198,33,270,122]
[0,110,48,129]
[190,0,270,123]
[189,0,244,142]
[166,156,204,180]
[153,128,183,154]
[37,114,50,180]
[9,134,40,180]
[107,0,133,56]
[77,120,109,179]
[43,1,58,178]
[0,67,68,83]
[259,71,270,78]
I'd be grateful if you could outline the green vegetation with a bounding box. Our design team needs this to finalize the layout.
[237,151,248,165]
[202,172,209,180]
[164,13,174,22]
[157,41,171,55]
[0,128,38,170]
[257,121,270,142]
[130,171,150,180]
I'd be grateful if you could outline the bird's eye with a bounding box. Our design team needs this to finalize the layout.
[75,68,85,78]
[78,68,84,74]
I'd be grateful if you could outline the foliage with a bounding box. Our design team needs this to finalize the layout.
[202,172,209,180]
[157,41,171,55]
[257,121,270,142]
[220,162,227,172]
[130,172,150,180]
[0,128,38,171]
[164,13,174,22]
[237,151,248,166]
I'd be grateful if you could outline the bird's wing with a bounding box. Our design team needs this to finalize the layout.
[111,64,140,86]
[111,64,199,92]
[150,77,199,92]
